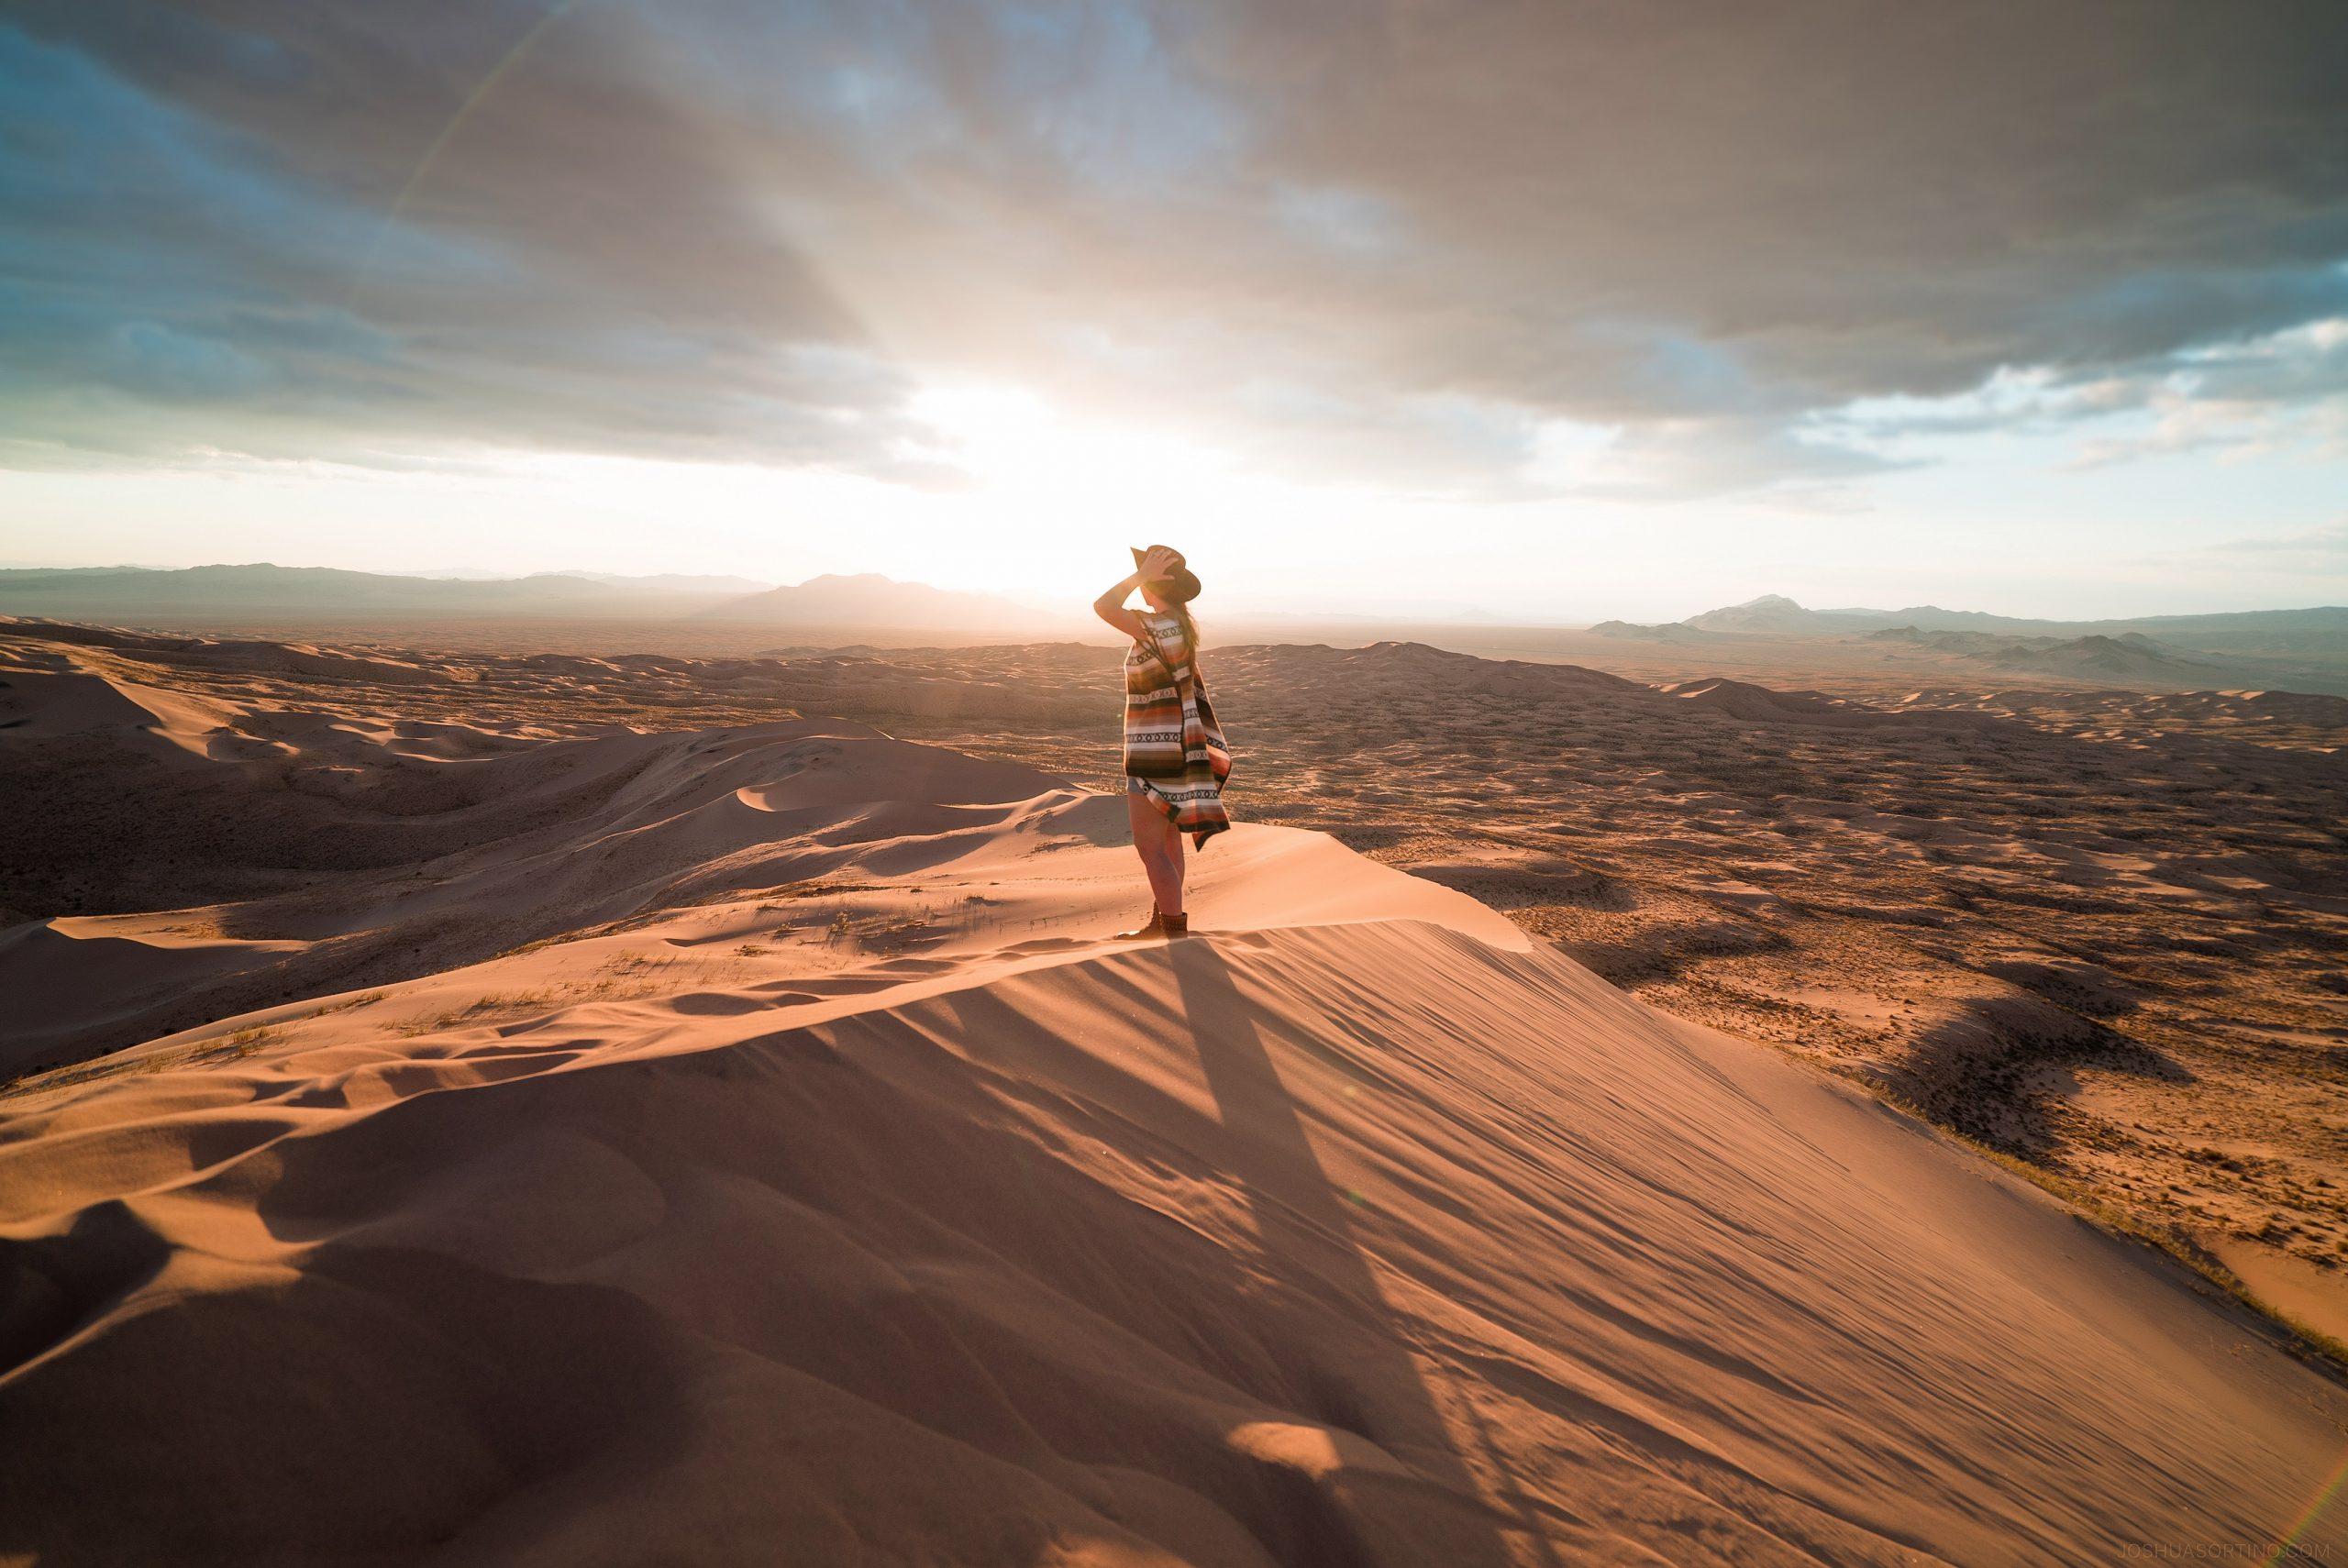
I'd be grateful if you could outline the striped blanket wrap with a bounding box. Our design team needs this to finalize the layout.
[1122,612,1233,846]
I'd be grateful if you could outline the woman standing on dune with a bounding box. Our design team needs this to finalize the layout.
[1094,544,1232,940]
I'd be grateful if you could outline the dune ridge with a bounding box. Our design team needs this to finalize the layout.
[2,706,2342,1564]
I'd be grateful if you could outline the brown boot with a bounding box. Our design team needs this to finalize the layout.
[1113,909,1165,940]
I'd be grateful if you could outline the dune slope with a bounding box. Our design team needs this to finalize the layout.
[0,642,1090,1069]
[1,738,2340,1565]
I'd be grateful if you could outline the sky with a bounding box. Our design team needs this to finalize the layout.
[3,0,2346,623]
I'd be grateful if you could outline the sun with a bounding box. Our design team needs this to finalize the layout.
[908,383,1235,519]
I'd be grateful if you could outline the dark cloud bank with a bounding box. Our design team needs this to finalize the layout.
[5,0,2345,496]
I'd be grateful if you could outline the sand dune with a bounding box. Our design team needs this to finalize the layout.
[7,616,2347,1355]
[0,680,1080,1067]
[3,657,2343,1563]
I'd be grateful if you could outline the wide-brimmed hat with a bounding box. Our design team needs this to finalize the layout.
[1133,543,1202,603]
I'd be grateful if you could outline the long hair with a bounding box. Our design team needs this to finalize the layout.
[1168,601,1201,668]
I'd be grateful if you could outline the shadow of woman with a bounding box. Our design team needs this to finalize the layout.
[1167,937,1560,1566]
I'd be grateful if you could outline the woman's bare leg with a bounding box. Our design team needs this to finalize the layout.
[1160,811,1186,916]
[1127,790,1185,917]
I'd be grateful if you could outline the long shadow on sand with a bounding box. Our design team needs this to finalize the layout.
[1165,937,1556,1567]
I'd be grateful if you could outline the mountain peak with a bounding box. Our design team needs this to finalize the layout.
[1682,593,1827,634]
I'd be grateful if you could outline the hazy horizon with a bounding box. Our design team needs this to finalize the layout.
[6,553,2347,631]
[5,4,2345,622]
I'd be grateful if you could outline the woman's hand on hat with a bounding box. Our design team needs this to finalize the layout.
[1139,546,1180,579]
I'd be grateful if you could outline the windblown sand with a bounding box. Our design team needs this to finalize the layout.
[3,617,2343,1564]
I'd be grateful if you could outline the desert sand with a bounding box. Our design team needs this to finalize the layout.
[4,615,2345,1564]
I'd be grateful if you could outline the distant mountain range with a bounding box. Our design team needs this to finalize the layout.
[526,570,779,596]
[0,564,1057,629]
[384,569,778,591]
[1587,619,1712,644]
[1584,593,2348,693]
[6,568,2345,680]
[0,564,691,615]
[1866,625,2226,683]
[699,572,1038,627]
[1642,593,2348,657]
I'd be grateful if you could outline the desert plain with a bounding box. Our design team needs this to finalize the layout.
[2,609,2344,1565]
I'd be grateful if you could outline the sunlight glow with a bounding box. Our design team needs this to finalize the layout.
[909,382,1237,515]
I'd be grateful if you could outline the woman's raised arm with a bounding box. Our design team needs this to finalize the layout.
[1093,569,1146,639]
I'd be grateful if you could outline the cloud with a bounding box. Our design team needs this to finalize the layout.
[5,1,2347,498]
[0,10,951,480]
[2063,314,2348,468]
[2213,518,2348,560]
[1800,310,2348,476]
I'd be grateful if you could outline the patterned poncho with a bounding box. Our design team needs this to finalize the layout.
[1122,611,1233,846]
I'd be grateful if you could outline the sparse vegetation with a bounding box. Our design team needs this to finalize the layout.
[2,1022,282,1099]
[308,991,385,1017]
[390,990,556,1037]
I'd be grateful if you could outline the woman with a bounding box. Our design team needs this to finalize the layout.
[1093,544,1233,940]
